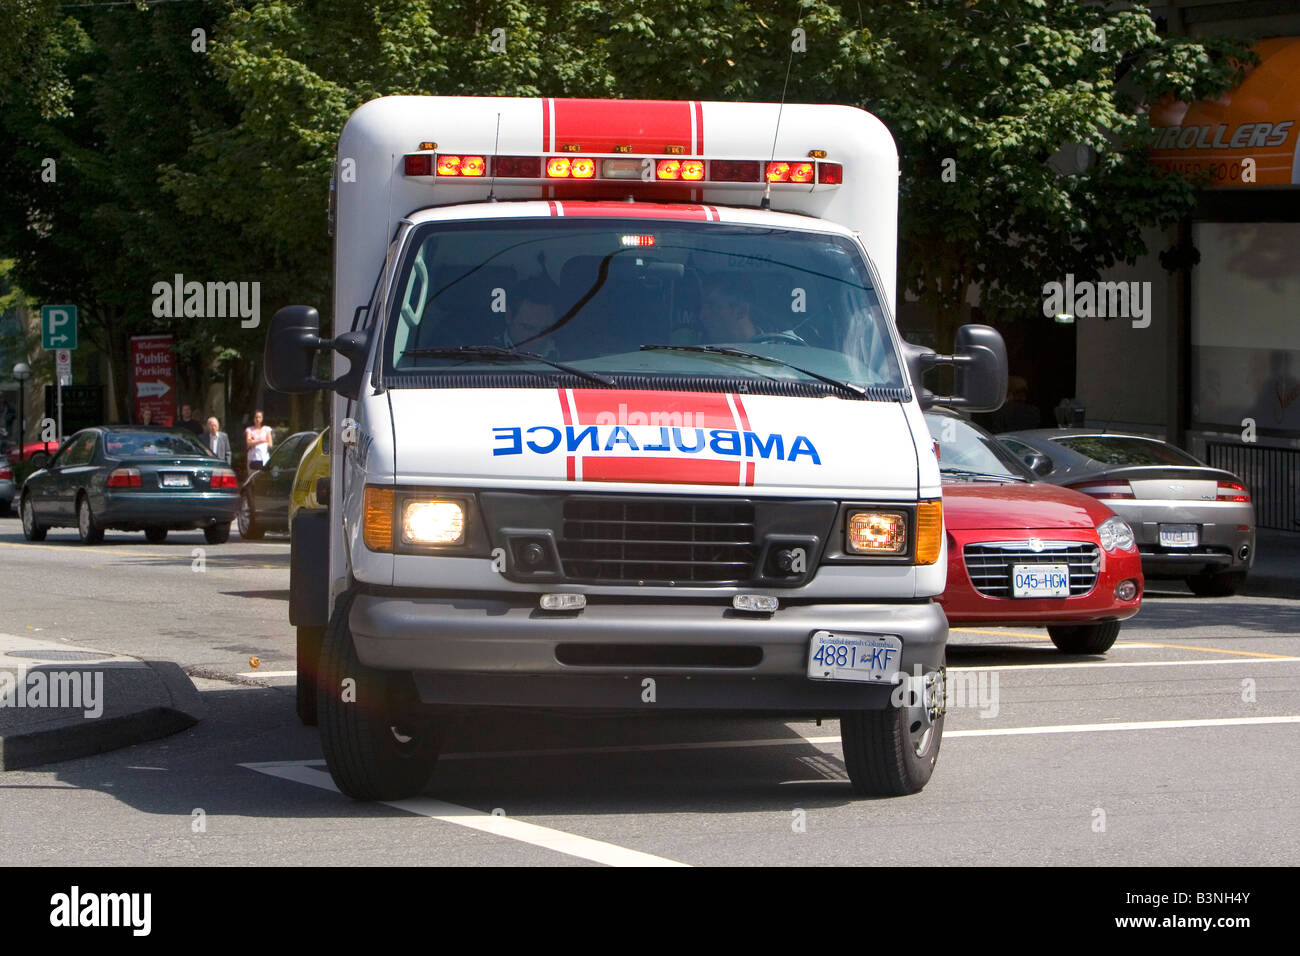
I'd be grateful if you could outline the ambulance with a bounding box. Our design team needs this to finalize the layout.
[267,96,1007,801]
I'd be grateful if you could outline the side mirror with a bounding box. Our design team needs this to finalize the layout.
[264,305,371,401]
[902,324,1008,413]
[1025,452,1053,477]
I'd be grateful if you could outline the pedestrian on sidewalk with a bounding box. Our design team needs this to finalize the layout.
[202,417,231,464]
[245,410,273,471]
[177,404,204,436]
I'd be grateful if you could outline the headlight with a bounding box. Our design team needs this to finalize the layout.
[1097,515,1135,552]
[847,510,907,555]
[402,500,466,546]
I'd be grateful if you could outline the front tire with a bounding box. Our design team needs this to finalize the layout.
[841,662,945,797]
[1186,570,1246,598]
[20,494,47,542]
[1048,620,1120,654]
[76,494,105,544]
[204,522,231,545]
[238,493,263,540]
[318,592,442,800]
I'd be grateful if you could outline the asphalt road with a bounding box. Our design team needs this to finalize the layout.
[1,517,1297,866]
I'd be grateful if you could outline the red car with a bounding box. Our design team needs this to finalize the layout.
[927,411,1143,654]
[6,439,62,468]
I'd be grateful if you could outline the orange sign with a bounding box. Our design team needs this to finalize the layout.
[1150,37,1300,187]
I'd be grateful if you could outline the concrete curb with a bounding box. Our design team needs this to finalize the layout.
[0,637,206,771]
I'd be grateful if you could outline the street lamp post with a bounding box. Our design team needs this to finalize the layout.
[12,362,29,456]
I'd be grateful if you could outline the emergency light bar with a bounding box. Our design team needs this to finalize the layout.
[404,151,844,186]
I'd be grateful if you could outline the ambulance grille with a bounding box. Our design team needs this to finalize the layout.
[559,498,758,584]
[962,542,1100,598]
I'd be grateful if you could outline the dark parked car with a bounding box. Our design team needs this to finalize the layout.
[19,426,240,544]
[237,430,319,539]
[998,429,1255,596]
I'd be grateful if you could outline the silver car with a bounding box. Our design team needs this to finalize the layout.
[997,429,1255,596]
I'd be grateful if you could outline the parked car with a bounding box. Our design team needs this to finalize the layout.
[19,426,240,544]
[0,458,14,516]
[288,426,330,530]
[998,429,1255,596]
[928,411,1143,653]
[237,430,319,539]
[6,438,62,469]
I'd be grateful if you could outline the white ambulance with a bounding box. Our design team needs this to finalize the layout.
[268,96,1007,800]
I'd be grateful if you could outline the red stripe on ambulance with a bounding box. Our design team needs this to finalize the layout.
[583,457,744,486]
[564,389,754,486]
[551,99,696,154]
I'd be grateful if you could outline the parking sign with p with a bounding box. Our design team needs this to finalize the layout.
[41,304,78,350]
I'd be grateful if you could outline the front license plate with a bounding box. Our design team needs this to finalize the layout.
[807,631,902,683]
[1159,524,1198,548]
[1011,564,1071,598]
[160,473,190,488]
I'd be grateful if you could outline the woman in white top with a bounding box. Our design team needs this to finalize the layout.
[245,410,274,471]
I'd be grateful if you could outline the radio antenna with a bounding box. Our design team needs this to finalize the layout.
[762,38,798,210]
[487,111,503,202]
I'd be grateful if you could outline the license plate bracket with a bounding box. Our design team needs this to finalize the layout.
[1011,563,1071,598]
[807,631,902,683]
[1159,524,1199,548]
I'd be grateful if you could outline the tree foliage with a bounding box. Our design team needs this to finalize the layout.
[0,0,1257,419]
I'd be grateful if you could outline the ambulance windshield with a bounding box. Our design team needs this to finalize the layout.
[382,218,907,398]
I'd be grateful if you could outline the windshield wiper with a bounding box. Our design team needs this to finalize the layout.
[639,344,866,399]
[401,346,616,387]
[940,467,1027,483]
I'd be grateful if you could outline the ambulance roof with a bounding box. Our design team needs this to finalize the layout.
[334,96,899,328]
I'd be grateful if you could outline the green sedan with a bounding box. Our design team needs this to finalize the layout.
[20,426,241,545]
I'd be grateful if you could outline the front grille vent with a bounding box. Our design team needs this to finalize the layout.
[963,542,1100,598]
[558,498,758,584]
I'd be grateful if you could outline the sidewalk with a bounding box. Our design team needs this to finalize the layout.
[0,633,205,770]
[1242,528,1300,599]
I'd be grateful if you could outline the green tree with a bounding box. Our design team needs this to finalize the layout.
[592,0,1253,341]
[0,2,246,420]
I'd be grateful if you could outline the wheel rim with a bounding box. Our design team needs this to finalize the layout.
[78,499,90,537]
[238,496,250,535]
[22,497,34,535]
[905,667,946,757]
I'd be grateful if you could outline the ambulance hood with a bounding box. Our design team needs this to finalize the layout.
[386,387,923,498]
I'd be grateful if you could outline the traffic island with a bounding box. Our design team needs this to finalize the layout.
[0,633,205,770]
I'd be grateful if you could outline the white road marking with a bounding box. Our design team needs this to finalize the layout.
[949,656,1300,672]
[236,670,296,678]
[416,714,1300,761]
[945,715,1300,737]
[240,760,688,868]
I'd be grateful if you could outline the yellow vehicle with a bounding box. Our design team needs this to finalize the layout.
[288,425,329,724]
[288,426,330,528]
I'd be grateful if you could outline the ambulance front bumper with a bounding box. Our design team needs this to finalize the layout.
[348,592,947,712]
